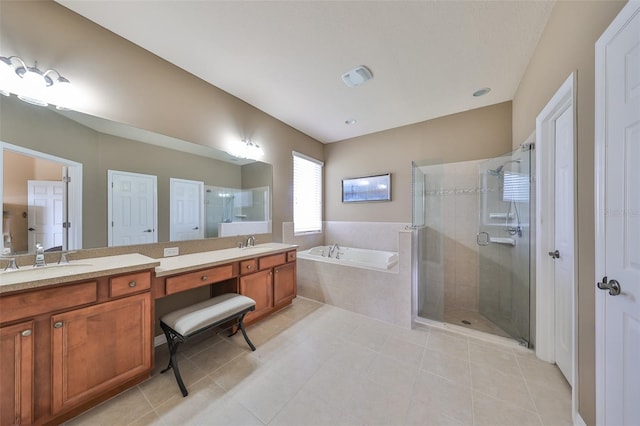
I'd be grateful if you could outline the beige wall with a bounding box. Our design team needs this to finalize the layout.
[511,1,626,424]
[325,101,513,222]
[0,0,324,243]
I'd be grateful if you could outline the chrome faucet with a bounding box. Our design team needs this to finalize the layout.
[246,235,256,248]
[2,256,19,271]
[58,251,76,264]
[328,243,340,258]
[34,242,46,267]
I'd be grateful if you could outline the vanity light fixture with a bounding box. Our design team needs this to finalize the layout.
[230,138,264,160]
[0,55,72,108]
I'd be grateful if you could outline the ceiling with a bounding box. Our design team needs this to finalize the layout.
[55,1,555,144]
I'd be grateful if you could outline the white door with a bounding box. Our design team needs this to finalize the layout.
[595,3,640,425]
[108,170,157,247]
[169,178,204,241]
[553,106,574,385]
[27,180,64,252]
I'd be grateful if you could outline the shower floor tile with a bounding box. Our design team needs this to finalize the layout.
[444,307,512,339]
[67,297,569,426]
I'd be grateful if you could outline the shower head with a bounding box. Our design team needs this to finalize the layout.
[487,165,504,176]
[487,159,521,176]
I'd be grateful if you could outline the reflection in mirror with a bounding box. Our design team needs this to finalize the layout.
[0,95,272,253]
[1,143,83,254]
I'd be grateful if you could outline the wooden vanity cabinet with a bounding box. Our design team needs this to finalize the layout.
[274,261,296,307]
[239,269,274,324]
[0,270,153,425]
[239,250,297,324]
[51,292,151,415]
[0,320,34,426]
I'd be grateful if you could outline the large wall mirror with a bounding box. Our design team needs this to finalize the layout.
[0,95,272,254]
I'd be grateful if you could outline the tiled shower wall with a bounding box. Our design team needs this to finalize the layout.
[424,159,482,313]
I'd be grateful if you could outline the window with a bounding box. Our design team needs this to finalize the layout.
[293,151,323,234]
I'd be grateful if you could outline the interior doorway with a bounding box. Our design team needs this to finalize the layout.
[535,73,577,386]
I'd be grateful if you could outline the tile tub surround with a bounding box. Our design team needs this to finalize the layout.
[297,230,412,328]
[68,297,572,426]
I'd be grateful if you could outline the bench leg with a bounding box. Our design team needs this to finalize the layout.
[238,313,256,351]
[160,322,189,397]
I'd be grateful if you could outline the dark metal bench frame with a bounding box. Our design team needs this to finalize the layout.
[159,304,256,397]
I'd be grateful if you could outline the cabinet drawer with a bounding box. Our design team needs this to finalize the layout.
[287,250,297,262]
[0,281,98,324]
[166,264,235,295]
[110,271,151,298]
[259,253,286,270]
[240,259,258,275]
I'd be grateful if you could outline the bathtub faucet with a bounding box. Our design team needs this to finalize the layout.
[328,243,340,258]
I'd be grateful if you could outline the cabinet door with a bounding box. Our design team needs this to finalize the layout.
[0,321,34,426]
[274,262,296,307]
[51,293,151,414]
[239,269,273,323]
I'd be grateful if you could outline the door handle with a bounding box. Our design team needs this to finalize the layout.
[548,250,560,259]
[143,229,153,233]
[28,227,35,231]
[597,276,621,296]
[192,226,199,230]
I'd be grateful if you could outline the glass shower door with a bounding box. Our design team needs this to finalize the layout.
[413,160,445,322]
[477,148,532,345]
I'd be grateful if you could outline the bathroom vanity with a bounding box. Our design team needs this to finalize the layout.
[0,243,296,425]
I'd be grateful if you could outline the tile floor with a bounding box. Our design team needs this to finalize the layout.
[67,297,572,426]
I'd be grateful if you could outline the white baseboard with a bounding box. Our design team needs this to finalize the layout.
[573,411,586,426]
[154,334,167,347]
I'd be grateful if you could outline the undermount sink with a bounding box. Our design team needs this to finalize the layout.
[0,262,94,279]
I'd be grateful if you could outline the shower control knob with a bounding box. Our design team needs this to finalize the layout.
[548,250,560,259]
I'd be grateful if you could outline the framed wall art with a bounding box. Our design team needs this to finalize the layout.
[342,173,391,203]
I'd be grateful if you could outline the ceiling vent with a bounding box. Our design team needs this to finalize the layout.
[342,65,373,88]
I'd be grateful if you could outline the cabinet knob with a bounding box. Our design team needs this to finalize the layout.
[201,275,208,281]
[53,322,63,329]
[246,265,252,270]
[129,281,137,288]
[21,329,32,337]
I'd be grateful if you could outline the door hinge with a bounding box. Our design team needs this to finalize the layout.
[62,222,71,229]
[62,176,71,183]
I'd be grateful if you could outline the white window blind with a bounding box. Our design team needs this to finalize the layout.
[293,151,323,234]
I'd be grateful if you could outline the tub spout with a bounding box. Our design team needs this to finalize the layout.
[328,243,340,258]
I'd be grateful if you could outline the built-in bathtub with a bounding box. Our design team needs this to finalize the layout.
[297,245,398,271]
[296,243,412,328]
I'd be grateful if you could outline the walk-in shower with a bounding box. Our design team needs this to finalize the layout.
[413,146,533,345]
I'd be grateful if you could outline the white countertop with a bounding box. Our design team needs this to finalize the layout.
[154,243,297,277]
[0,253,160,294]
[0,243,298,294]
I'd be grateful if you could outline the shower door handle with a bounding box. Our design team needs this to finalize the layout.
[476,232,490,246]
[548,250,560,259]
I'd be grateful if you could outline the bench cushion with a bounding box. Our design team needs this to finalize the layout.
[161,293,255,336]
